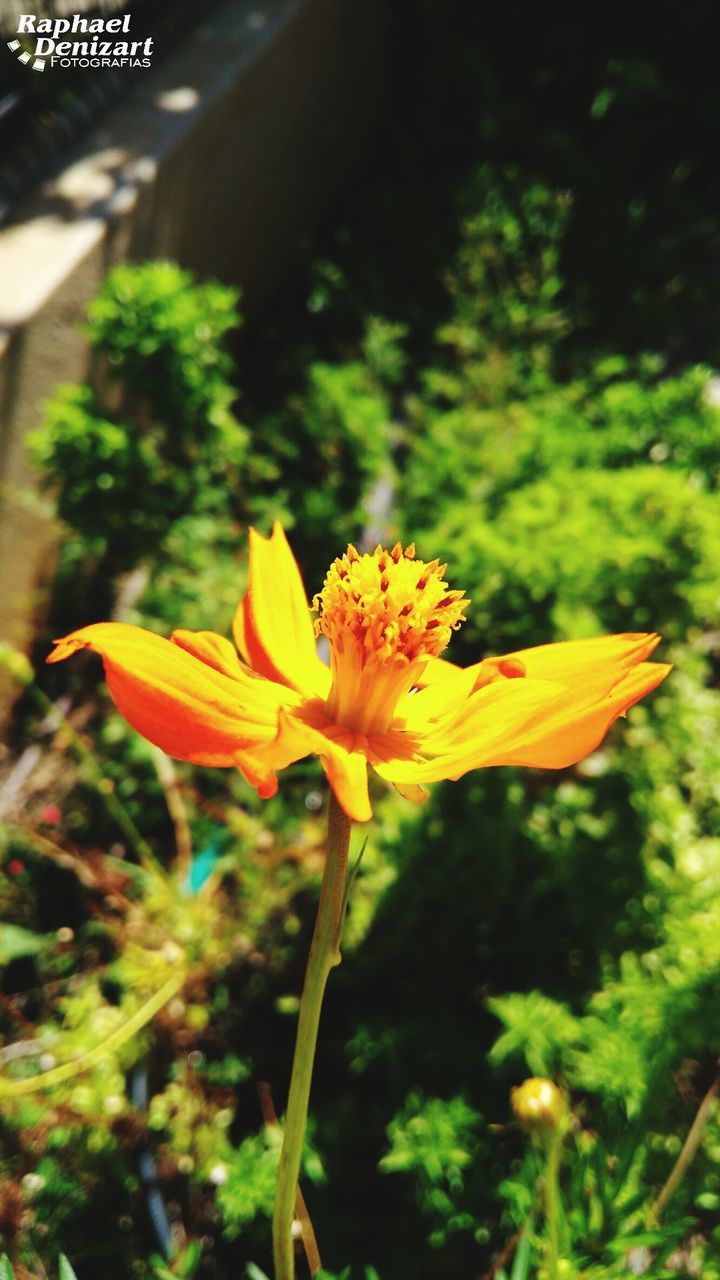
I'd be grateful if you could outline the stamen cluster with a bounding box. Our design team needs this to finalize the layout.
[314,542,468,666]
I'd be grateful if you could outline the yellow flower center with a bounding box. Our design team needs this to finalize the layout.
[314,542,468,735]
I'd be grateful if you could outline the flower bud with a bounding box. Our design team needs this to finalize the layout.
[511,1077,568,1135]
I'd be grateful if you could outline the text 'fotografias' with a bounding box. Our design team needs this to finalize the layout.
[7,12,154,71]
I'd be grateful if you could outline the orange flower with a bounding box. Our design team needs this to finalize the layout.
[48,524,670,823]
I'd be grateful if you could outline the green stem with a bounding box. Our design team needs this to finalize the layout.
[544,1133,563,1280]
[272,791,351,1280]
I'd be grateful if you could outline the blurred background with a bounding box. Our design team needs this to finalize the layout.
[1,2,720,1278]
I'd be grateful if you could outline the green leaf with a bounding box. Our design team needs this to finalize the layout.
[59,1255,79,1280]
[0,1255,15,1280]
[340,836,368,934]
[175,1239,203,1277]
[488,991,580,1076]
[510,1226,533,1280]
[0,924,49,966]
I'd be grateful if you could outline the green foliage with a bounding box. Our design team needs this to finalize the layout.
[380,1093,485,1248]
[0,923,51,966]
[0,1256,79,1280]
[11,5,720,1279]
[29,265,395,634]
[146,1240,203,1279]
[487,993,579,1079]
[496,1135,691,1280]
[436,466,720,652]
[244,315,400,576]
[490,793,720,1122]
[316,1270,382,1280]
[380,1092,480,1183]
[397,161,720,669]
[434,165,571,393]
[245,1265,271,1280]
[85,262,242,435]
[216,1123,325,1241]
[358,640,720,1272]
[403,358,720,535]
[215,1129,281,1238]
[30,263,248,574]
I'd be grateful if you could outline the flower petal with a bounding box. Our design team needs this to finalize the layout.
[396,665,479,729]
[470,661,671,771]
[496,633,662,686]
[281,711,373,824]
[233,746,281,800]
[48,623,296,767]
[416,634,661,702]
[246,706,373,823]
[233,523,330,699]
[321,751,372,824]
[171,629,245,680]
[400,634,665,735]
[377,660,671,785]
[414,656,459,688]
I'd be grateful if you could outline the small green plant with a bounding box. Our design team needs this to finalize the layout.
[147,1240,203,1279]
[380,1093,485,1248]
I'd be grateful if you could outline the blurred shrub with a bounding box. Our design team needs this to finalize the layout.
[296,158,720,1277]
[245,315,402,580]
[30,266,396,632]
[435,466,720,652]
[31,263,248,574]
[402,359,720,534]
[85,262,242,435]
[433,165,571,397]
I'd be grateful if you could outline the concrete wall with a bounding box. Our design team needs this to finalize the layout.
[0,0,388,709]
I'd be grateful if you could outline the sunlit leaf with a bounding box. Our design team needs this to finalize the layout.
[0,924,49,967]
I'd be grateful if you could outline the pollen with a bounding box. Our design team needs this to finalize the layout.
[314,542,468,666]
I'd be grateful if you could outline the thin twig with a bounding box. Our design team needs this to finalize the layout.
[649,1066,720,1224]
[4,822,102,889]
[26,683,163,877]
[0,968,185,1096]
[150,747,193,879]
[480,1228,523,1280]
[259,1080,322,1276]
